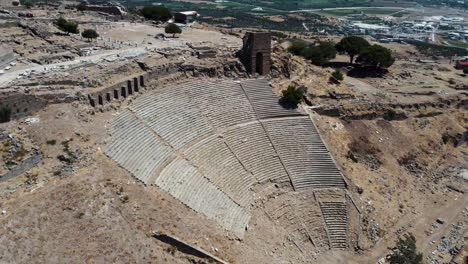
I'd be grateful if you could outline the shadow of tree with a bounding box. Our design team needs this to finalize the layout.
[278,98,298,109]
[347,66,389,78]
[324,61,350,68]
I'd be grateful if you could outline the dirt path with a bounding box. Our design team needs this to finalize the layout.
[0,46,149,89]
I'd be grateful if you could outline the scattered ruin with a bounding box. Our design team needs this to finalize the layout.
[0,1,467,263]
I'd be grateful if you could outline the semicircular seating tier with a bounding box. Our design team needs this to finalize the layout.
[105,79,347,238]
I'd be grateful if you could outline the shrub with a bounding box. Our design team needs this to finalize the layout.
[388,233,423,264]
[289,41,336,66]
[0,107,11,123]
[281,85,306,109]
[55,17,79,34]
[165,23,182,37]
[317,41,337,61]
[140,6,172,22]
[331,69,344,81]
[81,29,99,41]
[302,47,324,65]
[288,40,307,56]
[383,109,397,121]
[46,139,57,145]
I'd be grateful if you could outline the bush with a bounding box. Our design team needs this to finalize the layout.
[289,41,336,66]
[388,233,423,264]
[55,17,79,34]
[317,41,337,61]
[332,69,344,81]
[165,23,182,37]
[140,6,172,22]
[302,47,324,65]
[81,29,99,41]
[0,107,11,123]
[46,139,57,145]
[288,40,307,56]
[281,85,306,109]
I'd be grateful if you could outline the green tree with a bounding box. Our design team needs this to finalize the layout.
[336,36,370,64]
[165,23,182,37]
[302,47,324,65]
[388,233,423,264]
[357,44,395,69]
[288,40,307,56]
[81,29,99,41]
[332,69,344,81]
[317,41,337,61]
[55,17,79,34]
[140,6,172,22]
[301,42,336,66]
[281,85,306,109]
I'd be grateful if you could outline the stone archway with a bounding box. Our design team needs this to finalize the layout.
[256,52,264,75]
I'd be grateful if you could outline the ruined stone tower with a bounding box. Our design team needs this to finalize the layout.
[239,32,271,75]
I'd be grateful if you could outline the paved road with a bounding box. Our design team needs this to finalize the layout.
[0,46,149,89]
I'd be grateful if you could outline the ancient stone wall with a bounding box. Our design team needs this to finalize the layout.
[239,32,271,75]
[86,64,179,107]
[85,5,126,16]
[312,95,467,120]
[0,93,47,119]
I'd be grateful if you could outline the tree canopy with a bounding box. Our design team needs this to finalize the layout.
[388,233,423,264]
[281,85,306,109]
[140,6,172,22]
[288,41,336,66]
[55,17,79,34]
[81,29,99,41]
[287,40,307,56]
[357,44,395,69]
[304,41,336,66]
[336,36,370,64]
[165,23,182,37]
